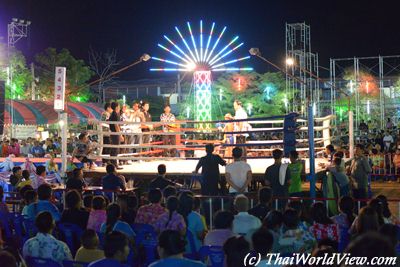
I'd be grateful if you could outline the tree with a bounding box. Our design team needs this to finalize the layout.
[0,45,32,99]
[88,47,120,102]
[177,71,288,120]
[34,48,93,101]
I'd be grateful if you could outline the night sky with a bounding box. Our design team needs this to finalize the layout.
[1,0,399,80]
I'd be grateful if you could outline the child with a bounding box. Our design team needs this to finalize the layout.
[21,190,38,216]
[17,170,32,189]
[74,229,104,263]
[87,196,107,232]
[329,157,350,197]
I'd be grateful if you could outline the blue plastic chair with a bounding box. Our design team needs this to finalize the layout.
[26,256,62,267]
[62,260,89,267]
[57,223,84,256]
[134,223,158,266]
[185,230,198,259]
[198,246,224,267]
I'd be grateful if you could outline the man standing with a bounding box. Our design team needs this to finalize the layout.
[233,100,248,159]
[141,101,152,152]
[109,102,123,169]
[160,105,177,157]
[130,102,145,149]
[350,144,372,201]
[225,147,252,194]
[194,144,227,196]
[264,149,291,210]
[383,131,394,152]
[101,103,112,166]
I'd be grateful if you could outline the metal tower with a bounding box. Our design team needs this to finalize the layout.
[285,22,320,116]
[8,18,31,47]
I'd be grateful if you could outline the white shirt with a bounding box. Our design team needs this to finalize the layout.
[383,135,394,144]
[232,212,262,242]
[226,161,251,193]
[234,107,249,136]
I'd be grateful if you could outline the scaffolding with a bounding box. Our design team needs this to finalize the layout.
[285,22,320,116]
[330,55,400,130]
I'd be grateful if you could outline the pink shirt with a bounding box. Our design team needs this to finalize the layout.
[135,203,166,225]
[87,210,107,232]
[153,211,186,233]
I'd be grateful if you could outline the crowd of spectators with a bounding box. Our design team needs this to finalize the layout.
[0,138,399,266]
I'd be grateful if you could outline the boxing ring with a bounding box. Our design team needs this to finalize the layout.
[87,114,335,178]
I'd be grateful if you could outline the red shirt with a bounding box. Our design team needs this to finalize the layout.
[309,222,339,241]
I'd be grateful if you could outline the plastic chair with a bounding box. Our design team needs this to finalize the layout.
[198,246,224,267]
[26,256,62,267]
[57,223,84,256]
[62,260,89,267]
[134,224,158,266]
[185,230,198,259]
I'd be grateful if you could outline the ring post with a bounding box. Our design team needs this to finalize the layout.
[349,111,354,159]
[60,112,68,177]
[308,104,316,198]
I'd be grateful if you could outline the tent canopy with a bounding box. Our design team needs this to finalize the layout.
[4,100,103,125]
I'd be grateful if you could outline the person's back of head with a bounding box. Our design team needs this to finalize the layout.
[35,211,55,233]
[272,149,283,160]
[356,206,379,235]
[24,190,37,205]
[36,165,46,177]
[148,188,162,204]
[157,230,186,258]
[22,170,30,180]
[83,195,93,210]
[81,229,99,250]
[0,251,17,267]
[106,164,115,174]
[379,224,398,249]
[104,231,129,262]
[12,166,21,175]
[37,184,52,201]
[163,186,177,199]
[106,203,121,234]
[345,232,395,266]
[326,144,334,153]
[214,210,234,230]
[283,208,299,230]
[289,150,298,161]
[334,151,344,159]
[263,210,283,230]
[310,202,333,225]
[92,196,106,211]
[65,189,81,209]
[234,194,249,213]
[166,196,179,213]
[157,164,166,176]
[72,168,82,179]
[205,143,214,154]
[127,195,138,210]
[232,147,243,160]
[110,102,119,111]
[104,103,111,111]
[223,236,250,267]
[252,228,273,255]
[376,195,391,218]
[258,187,272,205]
[368,198,384,225]
[339,196,355,225]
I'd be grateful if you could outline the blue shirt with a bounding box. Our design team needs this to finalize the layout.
[31,146,45,156]
[88,258,128,267]
[149,258,206,267]
[26,200,61,222]
[102,174,126,191]
[100,220,136,240]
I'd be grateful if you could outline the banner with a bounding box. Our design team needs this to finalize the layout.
[54,67,66,111]
[12,125,37,139]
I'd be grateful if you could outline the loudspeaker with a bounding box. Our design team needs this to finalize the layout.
[0,81,4,135]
